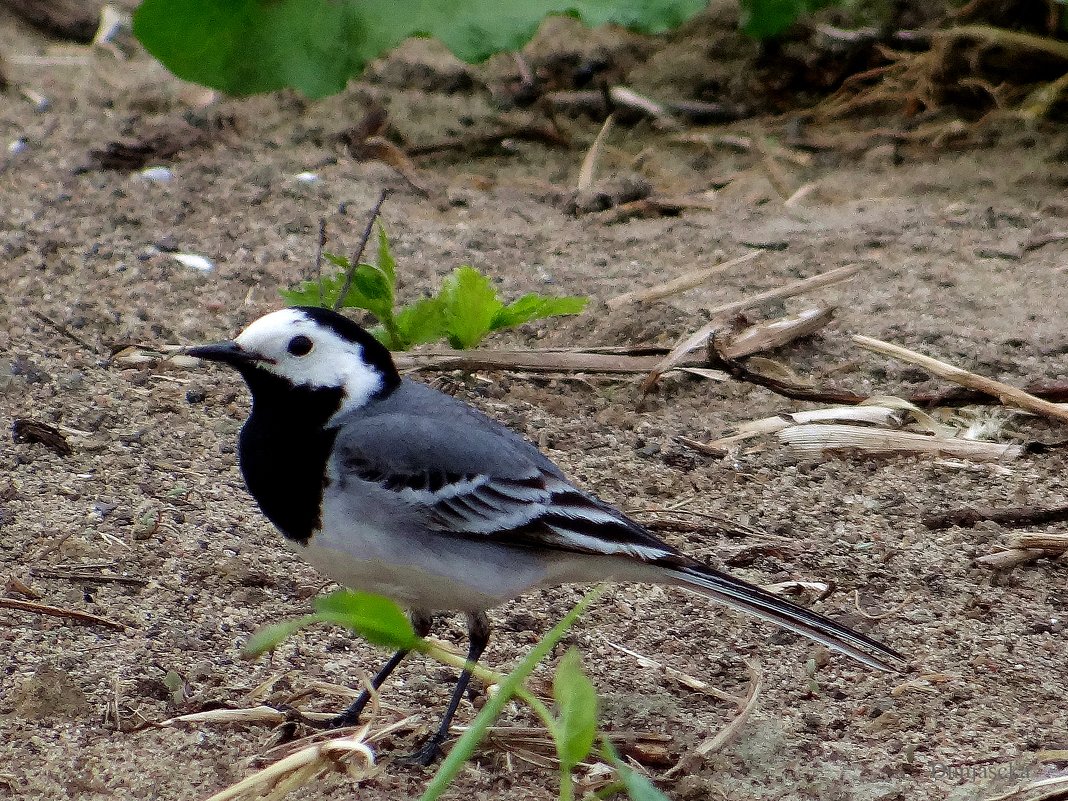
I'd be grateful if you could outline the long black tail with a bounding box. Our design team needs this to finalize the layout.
[667,563,904,671]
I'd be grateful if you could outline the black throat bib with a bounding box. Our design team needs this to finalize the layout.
[236,369,344,545]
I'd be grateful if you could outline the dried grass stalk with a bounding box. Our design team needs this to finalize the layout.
[695,660,762,756]
[606,251,760,309]
[854,335,1068,425]
[777,424,1023,462]
[203,732,375,801]
[704,404,905,450]
[1010,533,1068,551]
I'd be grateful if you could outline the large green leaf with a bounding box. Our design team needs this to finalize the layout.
[375,224,397,286]
[312,590,419,650]
[552,649,598,769]
[739,0,837,38]
[133,0,707,99]
[349,264,393,321]
[395,296,447,348]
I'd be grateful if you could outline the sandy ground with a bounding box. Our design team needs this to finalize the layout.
[2,7,1068,801]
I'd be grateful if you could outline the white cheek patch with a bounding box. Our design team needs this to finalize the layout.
[234,308,384,412]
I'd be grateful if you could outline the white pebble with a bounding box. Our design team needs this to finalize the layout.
[140,166,174,183]
[172,253,214,273]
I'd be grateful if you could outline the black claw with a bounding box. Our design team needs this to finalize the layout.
[399,737,444,766]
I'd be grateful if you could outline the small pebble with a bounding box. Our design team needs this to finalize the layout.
[172,253,214,273]
[185,387,207,404]
[140,166,173,183]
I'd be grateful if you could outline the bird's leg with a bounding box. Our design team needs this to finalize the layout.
[403,611,491,766]
[327,609,435,729]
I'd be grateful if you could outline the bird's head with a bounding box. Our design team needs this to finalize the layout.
[188,307,400,412]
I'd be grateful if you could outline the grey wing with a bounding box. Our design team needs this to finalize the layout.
[330,412,682,564]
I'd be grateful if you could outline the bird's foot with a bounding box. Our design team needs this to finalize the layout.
[398,736,444,766]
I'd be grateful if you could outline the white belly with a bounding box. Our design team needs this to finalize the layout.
[289,523,554,612]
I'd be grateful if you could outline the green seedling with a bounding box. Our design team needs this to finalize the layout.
[244,586,666,801]
[280,225,586,350]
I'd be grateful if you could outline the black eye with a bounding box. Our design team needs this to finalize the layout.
[287,335,313,356]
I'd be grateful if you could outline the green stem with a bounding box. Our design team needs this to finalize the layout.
[559,761,575,801]
[381,312,405,351]
[418,585,606,801]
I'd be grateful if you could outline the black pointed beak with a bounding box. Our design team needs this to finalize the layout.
[186,340,260,366]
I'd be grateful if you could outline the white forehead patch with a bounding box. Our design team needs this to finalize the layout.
[235,308,383,413]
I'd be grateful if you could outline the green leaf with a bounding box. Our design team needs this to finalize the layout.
[492,294,587,330]
[280,282,331,308]
[438,266,503,350]
[133,0,707,99]
[242,614,320,658]
[739,0,837,38]
[395,296,447,348]
[280,259,351,310]
[616,762,671,801]
[323,252,350,270]
[553,649,598,769]
[739,0,801,37]
[601,739,671,801]
[312,590,419,650]
[349,263,393,321]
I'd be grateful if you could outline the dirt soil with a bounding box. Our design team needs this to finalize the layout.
[3,7,1068,801]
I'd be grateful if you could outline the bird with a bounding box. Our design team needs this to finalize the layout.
[188,305,903,763]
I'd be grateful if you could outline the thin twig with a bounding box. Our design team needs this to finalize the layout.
[982,773,1068,801]
[606,251,760,309]
[608,86,680,129]
[30,567,149,586]
[719,306,835,358]
[0,598,128,630]
[395,308,835,375]
[314,217,326,308]
[395,349,693,374]
[923,503,1068,531]
[976,549,1053,569]
[853,335,1068,425]
[910,381,1068,408]
[30,310,101,355]
[602,639,744,703]
[706,337,868,404]
[333,189,391,313]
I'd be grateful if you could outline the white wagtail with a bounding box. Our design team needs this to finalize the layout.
[188,306,902,762]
